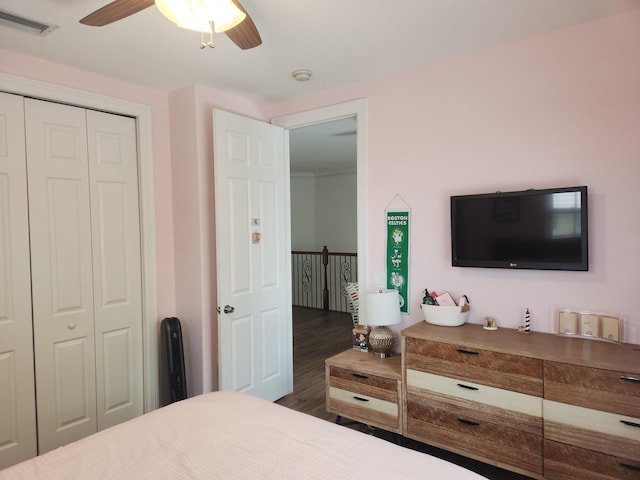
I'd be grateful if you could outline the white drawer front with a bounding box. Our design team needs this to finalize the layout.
[544,400,640,442]
[329,387,397,417]
[407,369,542,417]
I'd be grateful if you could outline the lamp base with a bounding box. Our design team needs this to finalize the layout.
[369,325,396,358]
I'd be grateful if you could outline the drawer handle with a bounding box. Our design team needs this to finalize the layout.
[353,396,369,402]
[620,463,640,472]
[352,373,369,379]
[620,420,640,428]
[457,418,480,427]
[620,375,640,384]
[457,383,479,391]
[456,349,479,355]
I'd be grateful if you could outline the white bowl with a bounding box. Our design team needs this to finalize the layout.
[421,304,470,327]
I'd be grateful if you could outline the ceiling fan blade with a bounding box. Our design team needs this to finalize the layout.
[225,0,262,49]
[80,0,155,26]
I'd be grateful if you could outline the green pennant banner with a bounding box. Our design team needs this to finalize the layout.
[386,210,410,313]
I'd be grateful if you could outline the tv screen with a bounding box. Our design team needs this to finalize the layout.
[451,186,588,271]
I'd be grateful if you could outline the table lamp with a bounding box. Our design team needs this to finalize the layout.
[360,289,402,358]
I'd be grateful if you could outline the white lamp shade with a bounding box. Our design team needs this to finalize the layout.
[360,289,401,327]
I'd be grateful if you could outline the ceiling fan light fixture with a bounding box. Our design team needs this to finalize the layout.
[155,0,246,33]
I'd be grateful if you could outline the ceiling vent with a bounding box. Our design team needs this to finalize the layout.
[0,9,58,36]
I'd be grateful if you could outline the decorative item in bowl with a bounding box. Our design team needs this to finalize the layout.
[420,304,470,327]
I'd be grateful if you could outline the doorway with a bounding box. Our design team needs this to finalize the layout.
[272,99,367,409]
[289,117,357,310]
[272,99,367,286]
[289,117,357,252]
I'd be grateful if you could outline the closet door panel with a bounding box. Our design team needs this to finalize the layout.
[87,110,143,429]
[52,337,94,428]
[0,93,37,468]
[25,98,97,454]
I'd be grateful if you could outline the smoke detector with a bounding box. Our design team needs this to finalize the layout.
[292,69,312,82]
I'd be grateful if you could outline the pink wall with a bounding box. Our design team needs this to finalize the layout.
[168,84,271,394]
[2,8,639,402]
[270,10,640,344]
[167,87,203,395]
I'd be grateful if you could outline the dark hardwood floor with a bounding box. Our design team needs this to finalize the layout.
[276,306,533,480]
[276,306,353,420]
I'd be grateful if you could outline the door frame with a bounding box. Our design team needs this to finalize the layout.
[0,72,159,412]
[272,98,368,289]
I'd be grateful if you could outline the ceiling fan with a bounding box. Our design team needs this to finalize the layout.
[80,0,262,50]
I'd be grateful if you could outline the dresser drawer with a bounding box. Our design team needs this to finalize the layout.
[404,337,543,396]
[544,361,640,417]
[544,439,640,480]
[407,369,542,421]
[405,390,543,474]
[544,399,640,461]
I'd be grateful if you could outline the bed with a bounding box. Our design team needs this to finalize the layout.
[1,391,486,479]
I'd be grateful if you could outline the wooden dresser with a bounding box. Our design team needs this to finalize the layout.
[401,322,640,480]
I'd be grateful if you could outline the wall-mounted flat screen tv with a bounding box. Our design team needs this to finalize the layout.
[451,186,588,271]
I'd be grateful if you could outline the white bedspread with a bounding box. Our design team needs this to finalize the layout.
[1,391,486,479]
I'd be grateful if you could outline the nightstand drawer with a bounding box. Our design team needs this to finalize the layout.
[404,337,543,396]
[405,391,543,474]
[544,399,640,461]
[327,390,399,431]
[328,365,398,402]
[544,439,640,480]
[544,361,640,417]
[329,387,398,418]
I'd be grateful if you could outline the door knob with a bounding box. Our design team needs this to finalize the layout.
[223,305,235,314]
[67,322,76,330]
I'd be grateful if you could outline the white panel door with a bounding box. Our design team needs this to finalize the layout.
[213,109,292,402]
[86,110,143,430]
[0,93,37,468]
[25,99,97,453]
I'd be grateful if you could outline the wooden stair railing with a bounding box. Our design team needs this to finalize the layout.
[291,246,357,312]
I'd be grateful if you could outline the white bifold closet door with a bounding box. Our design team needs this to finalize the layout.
[0,93,38,468]
[24,98,144,455]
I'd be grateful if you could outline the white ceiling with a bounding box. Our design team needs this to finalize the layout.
[289,117,356,175]
[1,0,638,104]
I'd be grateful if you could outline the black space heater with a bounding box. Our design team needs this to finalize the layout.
[160,317,187,406]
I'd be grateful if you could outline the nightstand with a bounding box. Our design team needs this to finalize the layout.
[325,349,402,434]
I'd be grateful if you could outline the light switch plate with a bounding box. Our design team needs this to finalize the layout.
[373,271,386,288]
